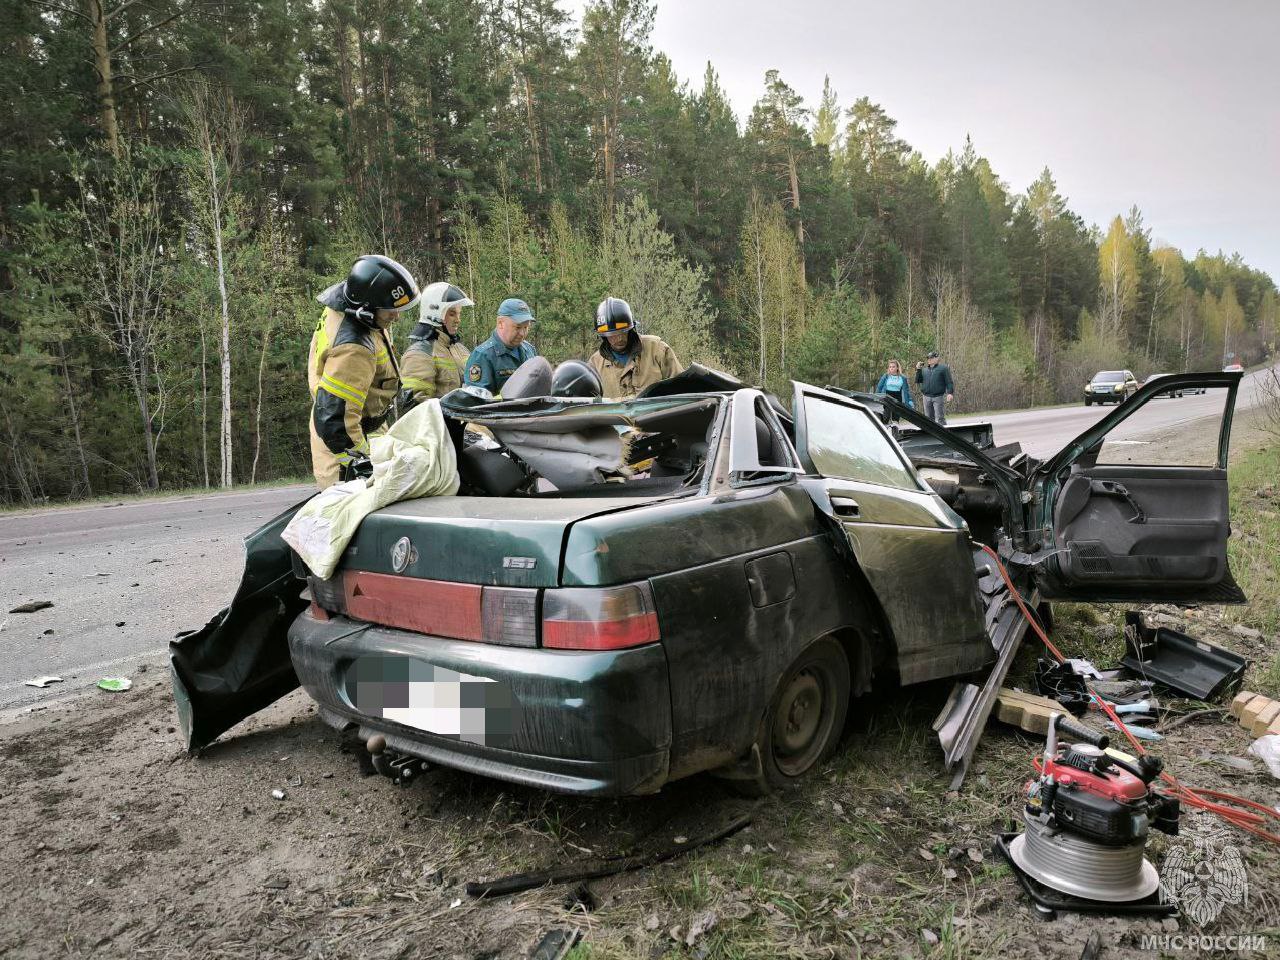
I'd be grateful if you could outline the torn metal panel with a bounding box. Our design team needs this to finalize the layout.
[933,577,1039,789]
[169,498,311,753]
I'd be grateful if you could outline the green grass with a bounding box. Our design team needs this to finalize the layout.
[1227,440,1280,697]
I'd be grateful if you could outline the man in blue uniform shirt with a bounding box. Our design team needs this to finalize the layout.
[465,298,539,396]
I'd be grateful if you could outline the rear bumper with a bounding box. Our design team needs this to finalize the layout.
[288,610,672,796]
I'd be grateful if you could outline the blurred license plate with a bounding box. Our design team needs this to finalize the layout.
[341,656,519,747]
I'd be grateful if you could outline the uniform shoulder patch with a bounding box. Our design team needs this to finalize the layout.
[468,363,483,382]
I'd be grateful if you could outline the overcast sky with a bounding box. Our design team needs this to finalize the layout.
[569,1,1279,281]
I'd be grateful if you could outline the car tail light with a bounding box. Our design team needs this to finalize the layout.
[481,587,539,648]
[542,582,661,651]
[309,575,346,614]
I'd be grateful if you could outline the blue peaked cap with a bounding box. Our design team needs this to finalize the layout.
[497,298,535,323]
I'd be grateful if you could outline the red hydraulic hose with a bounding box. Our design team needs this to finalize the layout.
[978,543,1280,845]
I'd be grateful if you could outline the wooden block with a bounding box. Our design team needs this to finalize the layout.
[1249,701,1280,738]
[1229,690,1258,719]
[994,687,1070,738]
[1268,714,1280,737]
[1240,695,1278,734]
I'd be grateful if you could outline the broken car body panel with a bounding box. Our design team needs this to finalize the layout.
[169,498,310,753]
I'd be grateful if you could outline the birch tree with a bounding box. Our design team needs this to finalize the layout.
[69,146,175,489]
[1098,215,1138,341]
[182,87,243,487]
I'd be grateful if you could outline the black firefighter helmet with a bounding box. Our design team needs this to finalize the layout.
[551,359,602,399]
[595,297,636,337]
[318,255,420,326]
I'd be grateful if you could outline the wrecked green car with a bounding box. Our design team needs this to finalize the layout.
[172,369,1244,795]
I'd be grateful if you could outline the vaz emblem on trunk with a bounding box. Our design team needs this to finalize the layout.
[503,557,537,570]
[391,537,418,573]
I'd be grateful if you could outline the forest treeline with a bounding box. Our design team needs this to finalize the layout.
[1,0,1276,504]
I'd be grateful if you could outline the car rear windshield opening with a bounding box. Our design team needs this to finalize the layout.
[458,397,720,499]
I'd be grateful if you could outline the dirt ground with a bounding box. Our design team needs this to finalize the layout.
[4,440,1279,959]
[3,605,1278,959]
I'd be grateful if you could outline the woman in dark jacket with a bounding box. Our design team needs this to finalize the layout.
[873,359,914,409]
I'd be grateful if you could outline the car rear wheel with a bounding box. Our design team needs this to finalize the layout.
[1084,398,1092,406]
[733,638,851,795]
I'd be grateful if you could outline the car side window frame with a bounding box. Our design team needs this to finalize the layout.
[723,389,802,490]
[793,387,930,493]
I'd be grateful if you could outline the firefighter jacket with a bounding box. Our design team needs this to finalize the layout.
[398,325,470,407]
[588,333,684,400]
[307,308,399,488]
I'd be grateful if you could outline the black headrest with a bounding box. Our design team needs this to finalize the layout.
[458,445,525,496]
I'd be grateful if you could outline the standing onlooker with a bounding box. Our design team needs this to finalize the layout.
[915,350,955,424]
[873,359,915,411]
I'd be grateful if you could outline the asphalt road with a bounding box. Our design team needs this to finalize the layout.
[0,485,310,710]
[1,364,1275,711]
[957,364,1276,458]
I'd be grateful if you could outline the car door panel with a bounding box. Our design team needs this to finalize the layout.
[789,384,991,685]
[1033,371,1245,604]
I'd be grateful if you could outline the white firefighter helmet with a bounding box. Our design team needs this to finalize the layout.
[420,282,475,328]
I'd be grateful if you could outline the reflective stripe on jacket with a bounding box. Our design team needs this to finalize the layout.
[307,308,398,487]
[400,334,470,404]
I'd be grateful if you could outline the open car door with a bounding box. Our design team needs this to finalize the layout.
[789,383,992,685]
[1030,371,1246,604]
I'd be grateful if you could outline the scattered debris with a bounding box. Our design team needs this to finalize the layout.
[1248,735,1280,779]
[528,928,581,960]
[994,686,1070,736]
[673,835,688,844]
[644,914,661,931]
[24,676,63,688]
[1231,624,1263,640]
[917,847,935,861]
[1229,691,1280,737]
[262,877,290,890]
[1080,930,1103,960]
[1122,611,1248,701]
[96,678,132,692]
[1107,721,1161,741]
[922,928,940,946]
[271,789,286,801]
[9,600,53,613]
[562,883,597,913]
[684,909,717,946]
[466,811,754,898]
[115,622,126,628]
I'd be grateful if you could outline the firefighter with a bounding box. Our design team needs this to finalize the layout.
[587,297,683,399]
[397,282,474,412]
[465,298,538,396]
[308,255,419,488]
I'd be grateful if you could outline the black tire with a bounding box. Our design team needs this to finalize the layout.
[1084,399,1092,406]
[741,638,851,795]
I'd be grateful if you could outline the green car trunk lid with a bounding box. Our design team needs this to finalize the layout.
[340,494,673,587]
